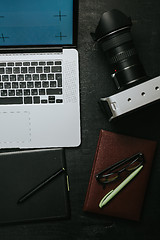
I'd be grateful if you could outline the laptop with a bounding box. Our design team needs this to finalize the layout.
[0,0,80,148]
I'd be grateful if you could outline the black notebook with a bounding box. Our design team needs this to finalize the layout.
[0,148,70,224]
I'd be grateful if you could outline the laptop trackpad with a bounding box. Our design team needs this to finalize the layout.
[0,111,31,145]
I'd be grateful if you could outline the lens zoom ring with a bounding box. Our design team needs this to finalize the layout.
[111,48,137,63]
[101,32,132,51]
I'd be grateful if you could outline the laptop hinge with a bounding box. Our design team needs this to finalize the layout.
[0,47,63,54]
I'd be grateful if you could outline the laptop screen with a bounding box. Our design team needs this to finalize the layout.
[0,0,77,47]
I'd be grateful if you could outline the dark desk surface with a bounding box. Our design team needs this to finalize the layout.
[1,0,160,239]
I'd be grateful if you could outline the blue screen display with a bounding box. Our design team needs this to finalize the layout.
[0,0,73,46]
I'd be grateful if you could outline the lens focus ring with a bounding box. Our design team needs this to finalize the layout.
[101,32,132,51]
[111,48,136,64]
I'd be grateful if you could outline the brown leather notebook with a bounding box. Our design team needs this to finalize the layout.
[83,130,157,221]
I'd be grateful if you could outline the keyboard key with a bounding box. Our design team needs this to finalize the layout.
[56,73,62,80]
[41,99,48,104]
[15,62,22,66]
[13,67,20,74]
[21,67,27,73]
[57,80,62,87]
[4,82,11,89]
[56,74,62,87]
[23,62,30,66]
[6,68,12,74]
[27,82,34,88]
[51,66,62,73]
[49,96,55,103]
[36,67,43,73]
[1,90,7,96]
[50,81,56,87]
[10,75,16,81]
[18,75,24,81]
[55,61,62,65]
[48,74,54,80]
[33,96,40,104]
[33,74,39,80]
[20,82,26,88]
[46,88,62,95]
[24,89,30,96]
[39,62,46,65]
[2,75,9,81]
[39,89,45,95]
[8,90,15,96]
[31,62,38,66]
[29,67,35,73]
[16,89,23,96]
[0,97,23,104]
[40,74,47,80]
[12,82,19,88]
[42,81,49,88]
[35,81,41,88]
[7,62,14,66]
[24,97,32,104]
[0,63,6,66]
[56,99,63,103]
[44,67,50,73]
[47,61,54,65]
[31,89,38,95]
[0,68,5,74]
[25,74,32,81]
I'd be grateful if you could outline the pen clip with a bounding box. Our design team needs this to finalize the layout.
[99,189,114,208]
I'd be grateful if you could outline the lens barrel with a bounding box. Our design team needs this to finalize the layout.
[93,9,147,90]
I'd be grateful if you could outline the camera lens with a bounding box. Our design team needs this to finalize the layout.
[93,9,147,90]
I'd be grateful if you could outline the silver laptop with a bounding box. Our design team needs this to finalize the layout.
[0,0,80,148]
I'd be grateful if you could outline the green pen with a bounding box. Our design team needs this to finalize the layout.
[99,165,143,208]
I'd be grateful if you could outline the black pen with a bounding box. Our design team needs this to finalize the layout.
[17,167,65,204]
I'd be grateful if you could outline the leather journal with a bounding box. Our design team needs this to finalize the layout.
[83,130,157,221]
[0,148,70,224]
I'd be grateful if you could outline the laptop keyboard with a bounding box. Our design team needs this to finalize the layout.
[0,60,63,105]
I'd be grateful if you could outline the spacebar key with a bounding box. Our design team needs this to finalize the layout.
[0,97,23,105]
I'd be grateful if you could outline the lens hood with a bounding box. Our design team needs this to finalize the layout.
[94,9,132,42]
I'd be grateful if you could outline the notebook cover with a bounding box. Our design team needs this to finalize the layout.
[0,148,70,224]
[83,130,157,221]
